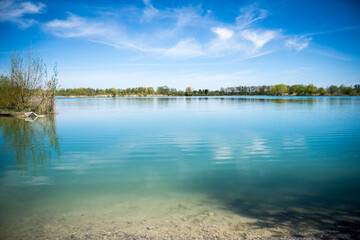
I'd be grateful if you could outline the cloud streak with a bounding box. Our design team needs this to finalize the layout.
[141,0,159,23]
[0,0,45,28]
[285,36,312,51]
[236,4,268,29]
[45,13,110,38]
[241,30,278,50]
[42,1,310,59]
[163,38,204,58]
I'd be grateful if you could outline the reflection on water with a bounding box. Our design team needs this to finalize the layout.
[0,96,360,239]
[0,116,60,173]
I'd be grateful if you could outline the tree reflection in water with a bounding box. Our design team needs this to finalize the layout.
[0,116,60,174]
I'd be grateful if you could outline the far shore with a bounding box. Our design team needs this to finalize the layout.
[55,93,357,98]
[56,94,167,98]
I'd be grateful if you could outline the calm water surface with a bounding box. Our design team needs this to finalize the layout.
[1,96,360,238]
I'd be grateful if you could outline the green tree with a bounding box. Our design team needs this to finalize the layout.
[147,87,154,94]
[0,74,18,109]
[289,85,306,95]
[156,86,169,95]
[185,87,192,96]
[339,85,356,95]
[354,84,360,94]
[327,85,339,94]
[270,84,288,96]
[109,88,117,97]
[306,84,317,95]
[318,87,328,96]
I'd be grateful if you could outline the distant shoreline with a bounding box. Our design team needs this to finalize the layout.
[55,84,360,97]
[56,94,167,98]
[55,93,358,98]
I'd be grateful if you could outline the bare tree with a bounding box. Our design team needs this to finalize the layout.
[0,49,59,114]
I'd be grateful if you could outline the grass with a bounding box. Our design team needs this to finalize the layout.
[0,108,26,113]
[0,108,28,119]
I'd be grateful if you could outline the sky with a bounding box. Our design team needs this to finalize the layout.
[0,0,360,90]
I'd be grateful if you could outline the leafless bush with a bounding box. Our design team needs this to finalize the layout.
[0,50,58,114]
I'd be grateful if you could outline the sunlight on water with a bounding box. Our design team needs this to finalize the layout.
[1,96,360,239]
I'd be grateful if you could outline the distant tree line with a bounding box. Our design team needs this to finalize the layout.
[56,84,360,97]
[56,87,155,97]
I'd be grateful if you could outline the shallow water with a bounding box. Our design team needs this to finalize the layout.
[1,96,360,239]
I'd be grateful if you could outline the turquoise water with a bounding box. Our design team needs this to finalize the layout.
[1,96,360,238]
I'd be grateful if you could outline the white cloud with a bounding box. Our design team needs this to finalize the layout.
[211,27,234,40]
[207,27,238,55]
[241,30,277,50]
[43,3,285,60]
[44,13,116,38]
[141,0,159,23]
[2,1,352,63]
[163,38,204,58]
[45,13,168,54]
[45,13,155,52]
[285,36,311,51]
[306,25,360,37]
[172,5,210,28]
[0,0,45,27]
[236,4,268,29]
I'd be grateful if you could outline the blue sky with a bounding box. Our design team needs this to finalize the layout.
[0,0,359,89]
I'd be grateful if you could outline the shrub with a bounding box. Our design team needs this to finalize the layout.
[0,50,58,114]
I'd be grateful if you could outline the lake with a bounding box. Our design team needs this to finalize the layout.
[1,96,360,239]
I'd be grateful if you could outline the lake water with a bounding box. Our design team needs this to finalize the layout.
[1,96,360,239]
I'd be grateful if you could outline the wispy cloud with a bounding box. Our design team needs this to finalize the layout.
[285,36,312,51]
[141,0,159,23]
[211,27,234,40]
[44,13,146,51]
[307,45,354,61]
[305,25,360,37]
[284,25,360,54]
[163,38,204,58]
[283,25,360,58]
[241,30,278,50]
[43,1,310,60]
[0,0,45,28]
[235,3,268,29]
[44,13,118,38]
